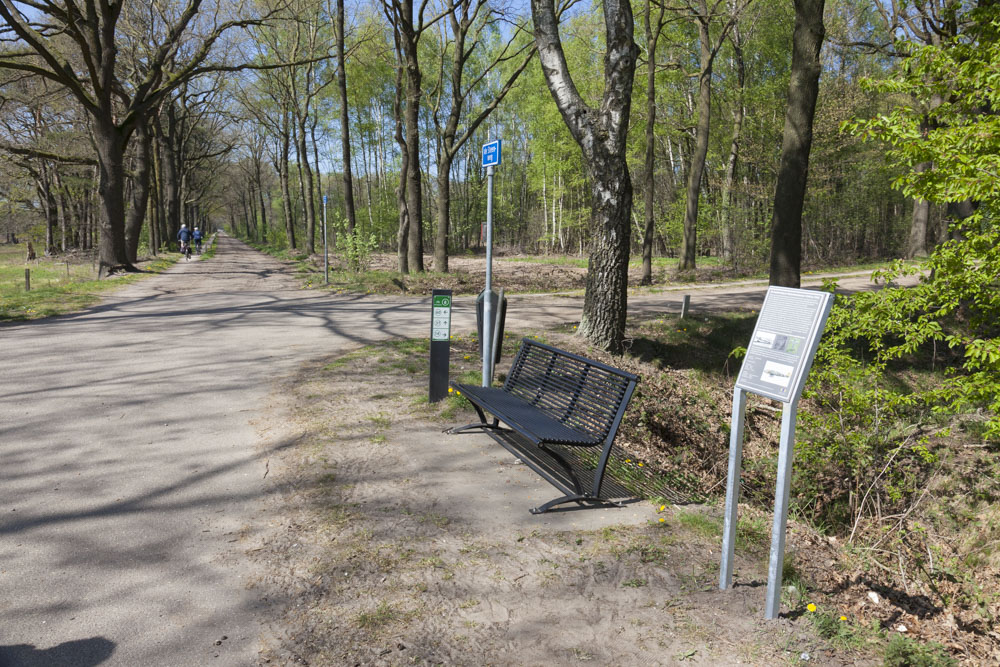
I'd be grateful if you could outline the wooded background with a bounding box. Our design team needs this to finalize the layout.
[0,0,962,277]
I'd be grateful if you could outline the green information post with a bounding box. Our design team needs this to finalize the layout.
[429,289,453,402]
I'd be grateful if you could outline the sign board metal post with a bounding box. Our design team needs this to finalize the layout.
[719,286,833,620]
[429,289,453,402]
[719,386,748,590]
[481,139,500,387]
[765,396,800,618]
[322,194,329,285]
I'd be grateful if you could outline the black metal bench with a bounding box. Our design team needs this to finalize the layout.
[448,338,639,514]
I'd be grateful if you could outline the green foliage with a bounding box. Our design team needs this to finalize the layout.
[845,7,1000,206]
[334,213,377,272]
[882,635,956,667]
[799,6,1000,532]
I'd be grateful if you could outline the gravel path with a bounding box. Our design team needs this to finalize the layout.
[0,235,896,665]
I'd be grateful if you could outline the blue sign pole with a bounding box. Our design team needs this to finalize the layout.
[481,140,501,386]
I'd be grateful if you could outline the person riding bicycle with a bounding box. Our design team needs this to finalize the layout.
[192,227,203,254]
[177,224,193,258]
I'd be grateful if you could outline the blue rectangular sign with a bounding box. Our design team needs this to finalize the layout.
[482,140,501,167]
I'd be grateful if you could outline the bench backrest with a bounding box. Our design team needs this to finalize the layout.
[504,338,639,441]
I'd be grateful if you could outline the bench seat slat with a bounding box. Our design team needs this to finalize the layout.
[451,384,602,447]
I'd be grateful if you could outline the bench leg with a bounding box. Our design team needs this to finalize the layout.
[447,421,503,435]
[446,402,503,435]
[530,494,626,515]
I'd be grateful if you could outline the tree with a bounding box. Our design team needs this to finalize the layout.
[430,1,535,272]
[638,0,666,285]
[381,0,452,273]
[675,0,753,272]
[333,0,358,234]
[0,0,277,275]
[768,0,825,288]
[531,0,638,353]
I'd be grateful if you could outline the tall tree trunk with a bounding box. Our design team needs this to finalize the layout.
[295,116,317,254]
[125,120,152,264]
[721,24,746,264]
[435,155,453,271]
[640,0,664,285]
[532,0,637,353]
[256,164,269,242]
[93,121,132,276]
[404,54,424,272]
[769,0,825,288]
[391,33,410,273]
[680,4,713,271]
[158,111,181,247]
[336,0,358,234]
[906,113,935,258]
[279,110,297,249]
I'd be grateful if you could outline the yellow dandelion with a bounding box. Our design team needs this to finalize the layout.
[806,603,817,613]
[625,459,631,463]
[658,517,666,523]
[659,505,666,512]
[456,391,461,396]
[448,387,454,393]
[638,463,644,467]
[839,616,847,621]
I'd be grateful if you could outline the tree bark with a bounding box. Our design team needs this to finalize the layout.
[336,0,358,234]
[721,24,746,264]
[293,116,316,254]
[769,0,825,288]
[680,3,713,272]
[640,0,664,285]
[93,118,131,277]
[404,44,425,272]
[279,109,297,249]
[125,120,152,264]
[531,0,638,353]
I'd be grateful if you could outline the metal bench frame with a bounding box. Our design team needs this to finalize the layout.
[448,338,639,514]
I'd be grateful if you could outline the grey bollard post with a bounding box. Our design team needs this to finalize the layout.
[680,294,691,318]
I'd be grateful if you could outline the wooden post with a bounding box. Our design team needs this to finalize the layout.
[25,268,30,291]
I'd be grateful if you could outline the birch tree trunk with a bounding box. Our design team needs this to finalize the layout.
[531,0,638,353]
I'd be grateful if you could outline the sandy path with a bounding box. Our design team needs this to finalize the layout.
[0,235,893,665]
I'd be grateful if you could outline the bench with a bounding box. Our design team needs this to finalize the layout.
[448,338,639,514]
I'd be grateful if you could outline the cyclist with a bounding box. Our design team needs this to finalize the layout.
[192,227,204,254]
[177,224,193,259]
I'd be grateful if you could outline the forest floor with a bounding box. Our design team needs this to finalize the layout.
[272,246,892,296]
[255,322,999,666]
[253,334,877,667]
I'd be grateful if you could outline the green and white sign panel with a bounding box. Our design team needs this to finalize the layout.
[432,294,452,342]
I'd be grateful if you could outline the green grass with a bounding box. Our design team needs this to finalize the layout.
[1,245,178,321]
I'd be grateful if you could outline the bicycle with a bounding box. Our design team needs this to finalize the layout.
[180,241,192,261]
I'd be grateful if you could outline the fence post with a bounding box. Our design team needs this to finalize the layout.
[25,268,30,291]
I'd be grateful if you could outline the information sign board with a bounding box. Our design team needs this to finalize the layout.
[481,140,501,168]
[735,287,833,403]
[431,294,452,342]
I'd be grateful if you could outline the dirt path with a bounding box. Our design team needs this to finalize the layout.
[0,236,893,665]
